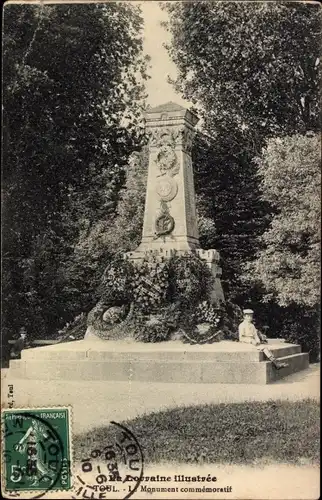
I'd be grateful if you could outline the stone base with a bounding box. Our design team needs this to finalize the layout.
[8,339,309,385]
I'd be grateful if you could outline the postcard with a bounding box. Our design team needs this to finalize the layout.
[1,1,320,499]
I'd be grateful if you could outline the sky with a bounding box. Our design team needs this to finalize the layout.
[140,1,191,108]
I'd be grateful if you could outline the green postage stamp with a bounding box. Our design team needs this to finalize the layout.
[2,407,72,494]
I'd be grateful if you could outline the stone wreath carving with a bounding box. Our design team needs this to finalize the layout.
[154,200,175,238]
[149,128,180,177]
[155,213,175,237]
[156,144,179,177]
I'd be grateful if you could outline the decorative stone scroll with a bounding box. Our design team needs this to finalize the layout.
[149,125,195,156]
[149,128,182,148]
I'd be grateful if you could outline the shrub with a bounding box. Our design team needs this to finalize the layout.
[249,300,320,362]
[99,254,135,304]
[281,305,320,362]
[218,300,243,341]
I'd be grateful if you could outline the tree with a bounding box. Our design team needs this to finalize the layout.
[164,1,320,143]
[244,133,320,308]
[2,3,148,344]
[104,148,149,254]
[163,1,320,301]
[192,132,272,301]
[240,132,320,361]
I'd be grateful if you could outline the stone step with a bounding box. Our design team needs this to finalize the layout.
[266,352,310,383]
[9,352,309,385]
[20,342,301,363]
[259,344,301,360]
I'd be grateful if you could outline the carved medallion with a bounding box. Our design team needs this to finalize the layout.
[155,213,175,236]
[156,176,178,202]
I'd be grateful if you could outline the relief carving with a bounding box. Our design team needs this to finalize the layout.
[148,126,195,155]
[149,128,180,177]
[154,200,175,240]
[148,127,182,148]
[155,175,178,202]
[156,144,179,177]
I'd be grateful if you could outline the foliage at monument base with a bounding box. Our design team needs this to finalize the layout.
[283,309,319,363]
[274,305,320,363]
[130,303,181,343]
[86,253,242,343]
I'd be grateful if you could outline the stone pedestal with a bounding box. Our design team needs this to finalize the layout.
[127,102,224,303]
[8,340,309,384]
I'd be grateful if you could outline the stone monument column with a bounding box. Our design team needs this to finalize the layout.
[127,102,224,304]
[138,102,199,252]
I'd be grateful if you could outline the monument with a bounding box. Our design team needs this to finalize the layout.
[7,102,310,384]
[128,102,224,304]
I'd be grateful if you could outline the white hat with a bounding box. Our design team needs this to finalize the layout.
[243,309,254,314]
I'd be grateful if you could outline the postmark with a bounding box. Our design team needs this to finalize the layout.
[2,407,72,498]
[73,421,144,499]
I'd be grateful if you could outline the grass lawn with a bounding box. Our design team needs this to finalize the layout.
[74,399,320,465]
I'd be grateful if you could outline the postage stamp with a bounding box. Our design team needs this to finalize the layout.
[2,408,72,496]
